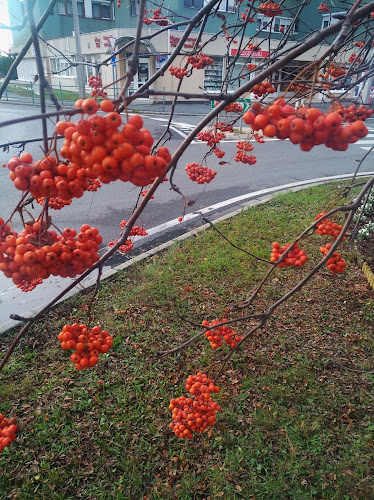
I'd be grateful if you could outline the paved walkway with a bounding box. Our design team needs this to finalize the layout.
[1,91,354,116]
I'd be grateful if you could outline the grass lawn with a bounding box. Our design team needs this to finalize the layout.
[5,83,81,102]
[0,182,373,499]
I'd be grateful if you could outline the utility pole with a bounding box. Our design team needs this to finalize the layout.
[72,0,86,98]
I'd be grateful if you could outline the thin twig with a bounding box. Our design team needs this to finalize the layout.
[202,217,271,264]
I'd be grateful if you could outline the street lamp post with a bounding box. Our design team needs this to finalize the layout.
[72,0,86,98]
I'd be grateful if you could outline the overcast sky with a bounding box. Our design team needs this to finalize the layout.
[0,0,15,53]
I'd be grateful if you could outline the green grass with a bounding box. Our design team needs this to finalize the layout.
[5,83,81,102]
[0,182,373,499]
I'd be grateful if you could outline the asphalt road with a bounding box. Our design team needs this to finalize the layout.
[0,101,373,332]
[1,102,373,244]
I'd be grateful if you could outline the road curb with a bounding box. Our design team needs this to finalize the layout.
[0,172,373,336]
[354,247,374,292]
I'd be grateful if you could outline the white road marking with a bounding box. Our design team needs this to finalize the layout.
[148,116,374,150]
[1,171,373,335]
[139,171,374,239]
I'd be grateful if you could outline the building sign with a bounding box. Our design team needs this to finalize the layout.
[230,48,269,58]
[103,35,116,48]
[169,34,202,49]
[95,37,100,48]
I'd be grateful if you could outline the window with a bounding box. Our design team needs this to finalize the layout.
[204,57,223,92]
[130,0,139,15]
[50,57,76,77]
[84,54,101,80]
[321,12,345,29]
[57,0,84,16]
[184,0,203,9]
[92,1,111,19]
[217,0,235,13]
[257,14,297,33]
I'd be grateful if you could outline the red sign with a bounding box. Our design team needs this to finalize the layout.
[230,48,269,58]
[103,35,115,48]
[169,34,201,49]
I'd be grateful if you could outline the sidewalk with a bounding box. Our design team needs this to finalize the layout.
[0,93,213,116]
[1,92,351,116]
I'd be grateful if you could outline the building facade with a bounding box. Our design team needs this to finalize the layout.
[7,0,361,101]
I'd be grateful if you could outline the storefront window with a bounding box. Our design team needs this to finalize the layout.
[204,57,223,93]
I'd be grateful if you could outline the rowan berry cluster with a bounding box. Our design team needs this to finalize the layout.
[258,1,283,17]
[86,179,102,192]
[169,66,187,79]
[236,141,254,152]
[252,81,276,98]
[197,130,226,146]
[0,218,102,288]
[348,53,358,63]
[253,132,265,143]
[0,415,20,452]
[315,212,346,241]
[186,53,213,69]
[290,84,309,92]
[319,243,347,274]
[143,7,168,25]
[185,163,217,184]
[142,8,152,24]
[108,220,148,254]
[242,98,369,152]
[353,41,364,48]
[108,238,133,254]
[214,148,225,158]
[241,10,255,22]
[247,43,259,51]
[234,150,257,164]
[270,242,308,268]
[7,105,170,199]
[331,103,373,122]
[318,3,330,12]
[36,196,72,210]
[246,63,258,71]
[141,189,154,199]
[16,277,43,292]
[119,219,148,236]
[58,323,113,370]
[327,64,346,78]
[57,101,170,189]
[169,373,221,439]
[202,319,243,349]
[216,122,233,132]
[88,75,107,99]
[224,102,244,113]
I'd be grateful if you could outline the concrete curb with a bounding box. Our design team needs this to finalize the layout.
[354,247,374,292]
[1,172,373,335]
